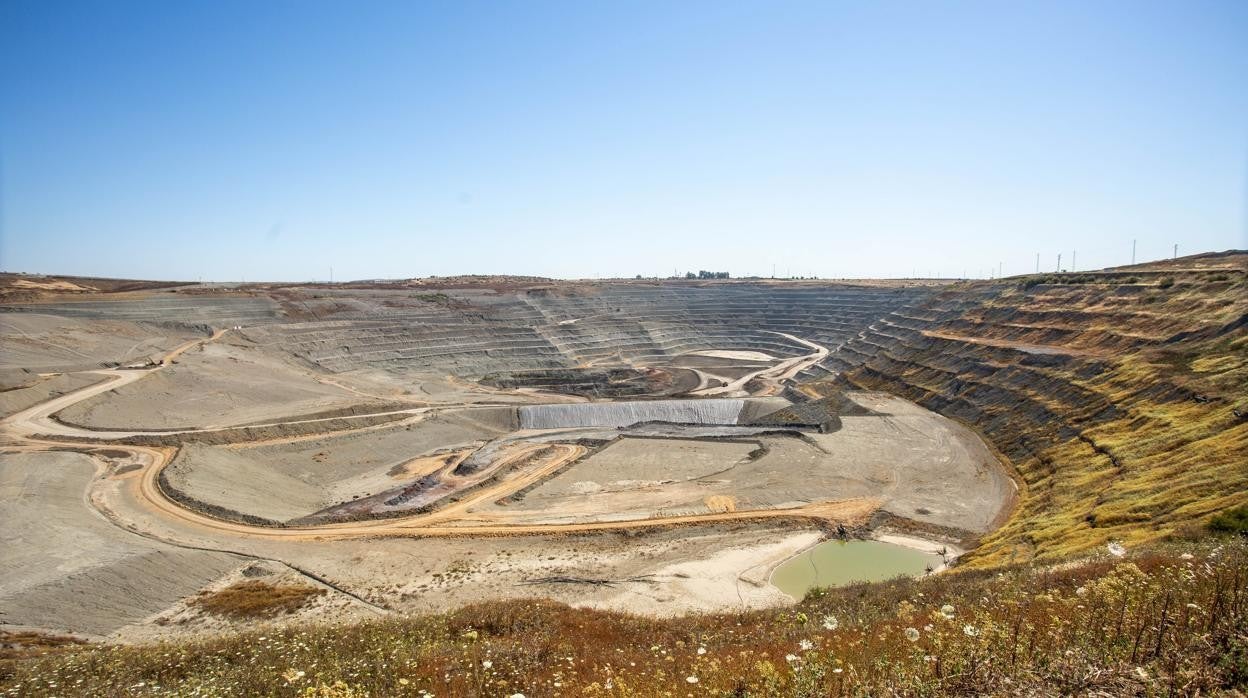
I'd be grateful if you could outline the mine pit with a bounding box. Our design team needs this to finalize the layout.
[0,275,1079,639]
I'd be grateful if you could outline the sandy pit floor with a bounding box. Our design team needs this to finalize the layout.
[814,392,1013,532]
[688,349,778,361]
[164,412,506,522]
[477,393,1009,533]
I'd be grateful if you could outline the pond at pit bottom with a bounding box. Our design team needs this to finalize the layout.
[771,539,945,599]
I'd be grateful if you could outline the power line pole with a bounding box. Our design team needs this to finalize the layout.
[1071,251,1076,272]
[1035,253,1039,274]
[998,261,1003,279]
[329,267,333,284]
[1057,253,1062,272]
[1132,239,1137,265]
[1173,243,1178,260]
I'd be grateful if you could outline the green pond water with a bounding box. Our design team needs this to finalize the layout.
[771,540,944,599]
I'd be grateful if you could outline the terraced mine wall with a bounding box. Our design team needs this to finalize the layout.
[518,398,746,429]
[4,283,933,379]
[809,269,1248,566]
[480,367,697,398]
[239,284,933,377]
[0,293,283,329]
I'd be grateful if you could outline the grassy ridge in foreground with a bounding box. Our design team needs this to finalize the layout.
[2,539,1245,696]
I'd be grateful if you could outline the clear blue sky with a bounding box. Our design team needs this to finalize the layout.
[2,1,1245,281]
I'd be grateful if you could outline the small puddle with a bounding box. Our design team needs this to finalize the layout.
[771,539,944,599]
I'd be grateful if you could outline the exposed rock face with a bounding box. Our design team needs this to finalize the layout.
[808,270,1248,566]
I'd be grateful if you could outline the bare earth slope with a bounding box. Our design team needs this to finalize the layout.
[55,339,381,430]
[0,313,196,372]
[0,451,241,637]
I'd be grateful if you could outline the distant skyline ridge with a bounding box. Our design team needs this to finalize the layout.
[4,247,1241,285]
[2,1,1245,281]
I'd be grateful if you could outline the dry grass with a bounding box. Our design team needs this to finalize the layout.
[188,581,326,620]
[843,268,1248,567]
[0,632,85,662]
[1,539,1245,696]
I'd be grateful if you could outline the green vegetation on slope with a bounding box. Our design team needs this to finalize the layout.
[1210,505,1248,535]
[2,541,1244,696]
[840,266,1248,566]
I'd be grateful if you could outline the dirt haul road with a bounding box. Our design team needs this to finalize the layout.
[2,330,877,545]
[115,442,877,541]
[692,332,829,397]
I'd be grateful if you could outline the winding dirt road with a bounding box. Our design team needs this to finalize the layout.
[691,332,829,397]
[2,329,874,546]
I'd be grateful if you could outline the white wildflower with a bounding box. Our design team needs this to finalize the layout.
[822,615,839,630]
[1107,541,1127,557]
[940,604,955,619]
[686,676,699,684]
[904,627,920,642]
[482,660,492,669]
[697,646,706,655]
[785,653,799,663]
[963,624,980,637]
[799,639,814,651]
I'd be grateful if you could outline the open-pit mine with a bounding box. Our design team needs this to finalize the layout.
[2,256,1244,643]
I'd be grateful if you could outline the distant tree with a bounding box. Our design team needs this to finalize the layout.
[685,271,696,279]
